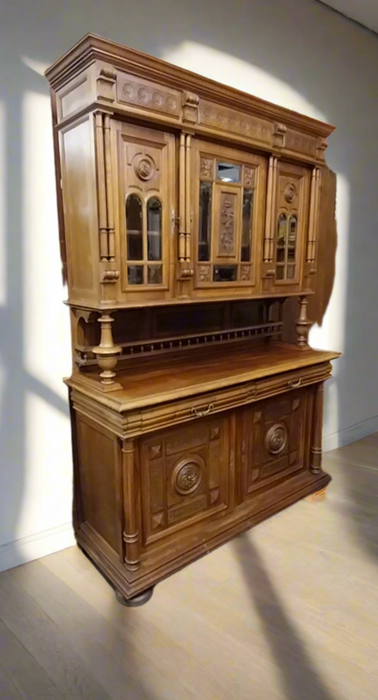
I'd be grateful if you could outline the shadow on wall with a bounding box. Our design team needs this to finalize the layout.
[0,0,378,576]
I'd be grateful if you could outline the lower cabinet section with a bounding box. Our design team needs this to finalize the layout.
[73,381,330,601]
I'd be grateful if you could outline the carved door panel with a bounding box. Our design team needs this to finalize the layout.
[271,161,311,293]
[192,139,266,298]
[112,120,176,302]
[238,388,312,502]
[140,414,231,547]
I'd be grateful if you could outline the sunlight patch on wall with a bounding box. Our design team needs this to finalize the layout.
[17,392,71,541]
[22,90,71,399]
[21,55,49,76]
[162,42,327,122]
[0,101,6,306]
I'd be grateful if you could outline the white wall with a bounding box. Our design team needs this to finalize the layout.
[1,0,378,570]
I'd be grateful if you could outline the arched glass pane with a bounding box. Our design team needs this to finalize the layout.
[276,213,287,263]
[147,197,162,261]
[126,195,143,260]
[288,215,297,261]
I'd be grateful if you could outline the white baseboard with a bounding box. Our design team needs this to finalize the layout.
[323,414,378,453]
[0,522,76,574]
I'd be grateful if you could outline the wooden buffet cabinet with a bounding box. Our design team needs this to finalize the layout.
[46,34,340,605]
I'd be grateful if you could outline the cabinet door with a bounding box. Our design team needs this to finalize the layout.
[270,161,310,293]
[113,121,176,302]
[238,388,312,503]
[192,140,266,298]
[140,414,231,547]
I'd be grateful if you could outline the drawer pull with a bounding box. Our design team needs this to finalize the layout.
[288,378,302,389]
[191,403,214,418]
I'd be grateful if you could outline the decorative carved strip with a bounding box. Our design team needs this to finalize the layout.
[168,495,207,524]
[117,73,180,116]
[199,100,272,144]
[219,192,236,256]
[285,129,317,157]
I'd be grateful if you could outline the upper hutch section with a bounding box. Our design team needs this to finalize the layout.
[46,33,334,311]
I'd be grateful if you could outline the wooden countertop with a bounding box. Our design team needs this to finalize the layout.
[66,342,340,413]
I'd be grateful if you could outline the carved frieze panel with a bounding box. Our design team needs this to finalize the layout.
[117,72,181,117]
[199,100,273,144]
[285,129,317,157]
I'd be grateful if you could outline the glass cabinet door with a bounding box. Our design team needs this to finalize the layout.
[114,121,175,302]
[272,162,310,291]
[192,141,266,297]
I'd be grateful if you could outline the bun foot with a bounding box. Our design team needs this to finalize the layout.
[115,587,154,607]
[305,486,328,503]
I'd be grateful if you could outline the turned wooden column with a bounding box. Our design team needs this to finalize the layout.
[310,382,324,474]
[296,296,312,348]
[93,314,121,385]
[122,439,140,571]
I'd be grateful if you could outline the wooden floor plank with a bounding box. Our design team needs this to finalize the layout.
[0,571,112,700]
[0,664,23,700]
[1,433,378,699]
[0,619,64,700]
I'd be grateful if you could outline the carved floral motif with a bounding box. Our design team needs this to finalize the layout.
[244,167,255,188]
[198,265,211,283]
[219,193,236,255]
[240,265,251,282]
[200,157,213,180]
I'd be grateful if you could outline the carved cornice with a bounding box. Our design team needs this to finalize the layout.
[46,33,335,140]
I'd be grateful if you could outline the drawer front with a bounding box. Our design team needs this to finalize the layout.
[238,387,313,502]
[140,414,231,546]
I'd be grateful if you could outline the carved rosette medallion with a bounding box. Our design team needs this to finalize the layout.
[284,183,297,204]
[134,156,155,181]
[172,458,202,495]
[265,422,288,455]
